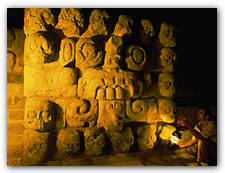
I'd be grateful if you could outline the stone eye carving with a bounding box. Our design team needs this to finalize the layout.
[24,98,55,132]
[24,8,56,36]
[158,98,176,123]
[125,45,147,71]
[24,33,54,65]
[139,19,155,44]
[158,22,176,47]
[56,8,85,37]
[75,38,104,71]
[160,48,177,72]
[158,72,175,97]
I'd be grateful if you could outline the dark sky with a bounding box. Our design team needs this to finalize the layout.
[7,8,217,105]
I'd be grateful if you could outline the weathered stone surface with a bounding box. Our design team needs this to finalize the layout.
[158,124,176,141]
[24,65,77,97]
[59,38,76,67]
[81,9,110,38]
[7,72,23,83]
[125,45,147,71]
[24,98,55,132]
[56,128,80,155]
[78,68,143,99]
[84,127,105,156]
[7,28,15,48]
[113,15,133,37]
[160,48,177,72]
[56,8,84,37]
[24,8,56,36]
[23,129,50,165]
[139,19,155,44]
[66,99,98,127]
[75,38,104,71]
[110,127,134,153]
[137,124,157,151]
[158,72,175,97]
[97,100,125,131]
[7,83,24,107]
[7,51,16,72]
[159,22,176,47]
[158,98,176,123]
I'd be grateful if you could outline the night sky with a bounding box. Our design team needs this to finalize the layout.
[7,8,217,106]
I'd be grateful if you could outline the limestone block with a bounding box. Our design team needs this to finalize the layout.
[158,98,176,123]
[24,32,55,65]
[137,124,157,151]
[158,72,175,97]
[125,45,147,71]
[59,38,76,67]
[81,9,110,38]
[56,8,84,37]
[158,124,176,141]
[7,72,23,84]
[139,19,155,44]
[84,127,105,156]
[24,64,78,97]
[24,98,55,132]
[24,8,56,36]
[113,15,133,37]
[126,98,159,123]
[110,127,134,153]
[23,129,51,165]
[160,48,177,72]
[158,22,176,47]
[66,98,98,127]
[75,38,104,71]
[7,83,24,107]
[78,68,143,99]
[104,35,123,69]
[97,100,125,131]
[56,128,80,155]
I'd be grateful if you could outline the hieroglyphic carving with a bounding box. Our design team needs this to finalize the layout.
[160,48,177,72]
[84,127,105,156]
[125,45,147,71]
[56,8,85,37]
[24,8,56,36]
[158,22,176,47]
[158,72,175,97]
[24,98,55,132]
[56,128,80,155]
[139,19,155,44]
[158,98,176,123]
[66,98,98,127]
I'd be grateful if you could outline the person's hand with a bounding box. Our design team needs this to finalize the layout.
[177,118,192,128]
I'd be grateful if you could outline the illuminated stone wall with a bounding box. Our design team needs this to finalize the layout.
[8,8,181,165]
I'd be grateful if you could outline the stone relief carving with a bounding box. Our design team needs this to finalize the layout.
[158,98,176,123]
[158,72,175,97]
[139,19,155,44]
[160,48,177,72]
[158,22,176,47]
[113,15,133,37]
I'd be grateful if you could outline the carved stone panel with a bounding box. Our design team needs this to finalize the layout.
[158,22,176,47]
[158,72,175,97]
[160,48,177,72]
[158,98,176,123]
[139,19,155,44]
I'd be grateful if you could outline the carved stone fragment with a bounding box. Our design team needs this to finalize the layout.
[110,127,134,153]
[66,99,98,127]
[158,124,176,141]
[56,8,84,37]
[125,45,147,71]
[24,98,55,132]
[56,128,80,155]
[158,22,176,47]
[137,124,157,151]
[160,48,177,72]
[158,72,175,97]
[139,19,155,44]
[113,15,133,37]
[84,127,105,156]
[24,8,56,36]
[158,98,176,123]
[7,51,16,72]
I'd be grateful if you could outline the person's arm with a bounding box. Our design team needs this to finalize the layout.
[178,138,197,149]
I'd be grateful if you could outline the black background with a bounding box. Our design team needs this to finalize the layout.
[7,8,217,106]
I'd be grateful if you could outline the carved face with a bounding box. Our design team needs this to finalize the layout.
[110,127,134,153]
[140,19,155,44]
[24,8,56,36]
[56,8,84,37]
[84,128,105,156]
[158,72,175,97]
[25,98,54,132]
[25,33,54,64]
[159,22,176,47]
[158,98,176,123]
[160,48,177,72]
[56,128,80,155]
[113,15,133,37]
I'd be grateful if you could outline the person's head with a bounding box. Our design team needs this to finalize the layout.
[196,106,210,121]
